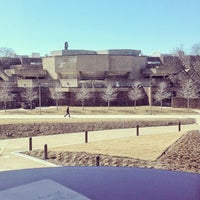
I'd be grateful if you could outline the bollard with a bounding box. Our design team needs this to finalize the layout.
[136,125,139,136]
[85,131,88,143]
[44,144,48,160]
[29,137,32,151]
[96,156,100,166]
[178,121,181,132]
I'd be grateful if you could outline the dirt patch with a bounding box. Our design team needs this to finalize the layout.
[24,130,200,174]
[154,131,200,173]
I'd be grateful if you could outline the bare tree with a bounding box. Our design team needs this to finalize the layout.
[101,83,117,109]
[21,87,38,110]
[0,81,15,112]
[128,81,144,109]
[168,44,200,96]
[154,81,171,109]
[0,47,15,57]
[50,90,65,110]
[177,79,199,109]
[170,44,200,83]
[173,45,190,69]
[189,43,200,81]
[75,84,91,110]
[191,43,200,55]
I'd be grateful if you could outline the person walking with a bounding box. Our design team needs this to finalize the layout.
[64,106,70,118]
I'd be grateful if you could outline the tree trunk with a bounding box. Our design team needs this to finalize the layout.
[107,101,110,109]
[56,100,58,110]
[4,101,7,112]
[82,100,84,110]
[134,100,137,109]
[30,100,33,110]
[187,98,190,109]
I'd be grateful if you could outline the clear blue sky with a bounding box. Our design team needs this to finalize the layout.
[0,0,199,56]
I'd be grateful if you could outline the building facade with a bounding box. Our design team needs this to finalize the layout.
[43,49,148,91]
[0,47,190,107]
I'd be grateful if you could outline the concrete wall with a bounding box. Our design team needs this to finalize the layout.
[60,78,78,88]
[43,57,57,79]
[44,56,79,87]
[77,55,109,71]
[129,56,147,79]
[97,49,141,56]
[77,55,109,79]
[18,79,34,87]
[43,54,147,83]
[50,50,96,56]
[172,97,200,108]
[109,56,133,72]
[55,56,77,79]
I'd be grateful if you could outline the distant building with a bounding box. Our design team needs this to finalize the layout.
[31,53,41,58]
[0,46,194,107]
[43,49,148,90]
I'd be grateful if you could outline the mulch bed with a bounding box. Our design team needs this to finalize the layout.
[24,130,200,174]
[0,118,195,139]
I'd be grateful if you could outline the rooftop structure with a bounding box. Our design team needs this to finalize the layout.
[50,49,141,57]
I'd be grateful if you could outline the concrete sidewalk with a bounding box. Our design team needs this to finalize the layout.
[0,114,192,119]
[0,123,199,172]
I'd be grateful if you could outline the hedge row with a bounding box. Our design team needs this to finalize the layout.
[0,118,195,139]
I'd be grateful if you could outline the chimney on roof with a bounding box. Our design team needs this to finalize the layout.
[64,42,68,50]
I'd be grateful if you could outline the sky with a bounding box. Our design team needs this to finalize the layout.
[0,0,200,56]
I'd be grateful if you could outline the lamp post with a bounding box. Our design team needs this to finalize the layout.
[149,75,153,115]
[38,83,41,115]
[149,83,152,115]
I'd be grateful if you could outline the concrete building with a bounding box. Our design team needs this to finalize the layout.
[0,48,184,91]
[41,47,186,106]
[43,49,148,91]
[0,47,190,107]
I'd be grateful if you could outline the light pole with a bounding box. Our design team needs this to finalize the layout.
[149,83,152,115]
[38,83,41,115]
[149,75,153,115]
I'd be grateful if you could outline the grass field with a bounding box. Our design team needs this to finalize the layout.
[0,106,197,125]
[0,106,198,116]
[15,106,199,173]
[51,131,185,160]
[25,130,200,174]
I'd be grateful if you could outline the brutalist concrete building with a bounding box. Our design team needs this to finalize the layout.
[0,47,186,107]
[43,49,148,90]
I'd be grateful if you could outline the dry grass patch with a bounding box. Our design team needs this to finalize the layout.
[0,106,198,116]
[24,130,200,174]
[51,131,184,161]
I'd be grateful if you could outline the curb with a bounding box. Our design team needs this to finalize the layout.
[12,151,61,167]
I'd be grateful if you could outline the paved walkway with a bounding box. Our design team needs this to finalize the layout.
[0,115,199,171]
[0,114,194,119]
